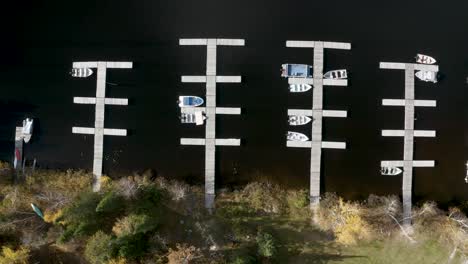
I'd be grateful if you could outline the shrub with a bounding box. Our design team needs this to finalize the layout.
[237,182,286,214]
[132,185,163,214]
[256,231,277,258]
[286,189,309,209]
[112,214,158,237]
[316,193,372,245]
[96,192,125,213]
[0,246,30,264]
[84,231,114,264]
[57,191,103,242]
[167,244,202,264]
[115,233,148,259]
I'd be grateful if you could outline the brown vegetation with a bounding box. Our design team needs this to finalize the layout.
[0,169,466,263]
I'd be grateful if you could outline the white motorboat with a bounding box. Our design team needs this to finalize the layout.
[287,131,309,142]
[22,118,33,143]
[178,96,204,107]
[380,166,403,176]
[180,111,206,126]
[324,69,347,79]
[415,71,438,83]
[70,68,93,78]
[289,83,312,93]
[415,54,436,65]
[288,115,312,126]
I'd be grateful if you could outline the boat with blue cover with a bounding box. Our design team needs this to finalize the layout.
[178,96,204,107]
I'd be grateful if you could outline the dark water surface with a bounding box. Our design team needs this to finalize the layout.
[1,0,467,202]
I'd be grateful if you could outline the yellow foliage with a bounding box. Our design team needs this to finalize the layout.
[316,195,373,245]
[0,246,30,264]
[43,209,63,224]
[100,175,113,189]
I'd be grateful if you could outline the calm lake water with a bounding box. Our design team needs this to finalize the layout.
[1,0,467,203]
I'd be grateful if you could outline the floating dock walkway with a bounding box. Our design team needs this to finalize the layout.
[179,38,244,209]
[285,41,350,206]
[72,61,132,191]
[380,62,438,226]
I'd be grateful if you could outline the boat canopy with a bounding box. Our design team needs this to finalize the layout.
[281,64,313,78]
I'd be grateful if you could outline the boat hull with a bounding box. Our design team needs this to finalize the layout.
[71,68,93,78]
[288,115,312,126]
[415,71,437,83]
[415,54,436,65]
[380,166,403,176]
[324,69,347,79]
[287,131,309,141]
[178,96,204,107]
[289,83,312,93]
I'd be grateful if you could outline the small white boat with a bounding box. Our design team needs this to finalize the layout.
[288,115,312,126]
[415,54,436,65]
[287,131,309,142]
[415,71,438,83]
[22,118,33,143]
[289,83,312,93]
[70,68,93,78]
[178,96,204,107]
[324,69,347,79]
[380,166,403,176]
[180,111,206,126]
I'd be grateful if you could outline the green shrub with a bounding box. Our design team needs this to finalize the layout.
[286,189,309,209]
[112,214,158,237]
[84,231,114,264]
[58,191,103,242]
[256,231,277,258]
[96,192,125,213]
[132,185,163,214]
[115,233,148,259]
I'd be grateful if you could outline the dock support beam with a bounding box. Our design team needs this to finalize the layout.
[180,38,244,209]
[285,40,350,207]
[380,62,438,227]
[72,61,132,191]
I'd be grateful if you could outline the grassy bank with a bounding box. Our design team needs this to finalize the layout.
[0,168,466,263]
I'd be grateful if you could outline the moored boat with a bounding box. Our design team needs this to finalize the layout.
[324,69,347,79]
[22,118,33,143]
[288,115,312,126]
[287,131,309,142]
[180,111,206,125]
[289,83,312,93]
[281,64,313,78]
[415,54,436,65]
[70,68,93,78]
[178,96,204,107]
[380,166,403,176]
[415,71,438,83]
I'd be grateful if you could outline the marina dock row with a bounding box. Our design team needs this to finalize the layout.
[72,61,133,191]
[380,62,439,226]
[179,38,244,209]
[285,40,351,206]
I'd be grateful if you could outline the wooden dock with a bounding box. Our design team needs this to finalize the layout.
[179,38,244,209]
[72,61,132,191]
[380,62,439,226]
[285,40,350,206]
